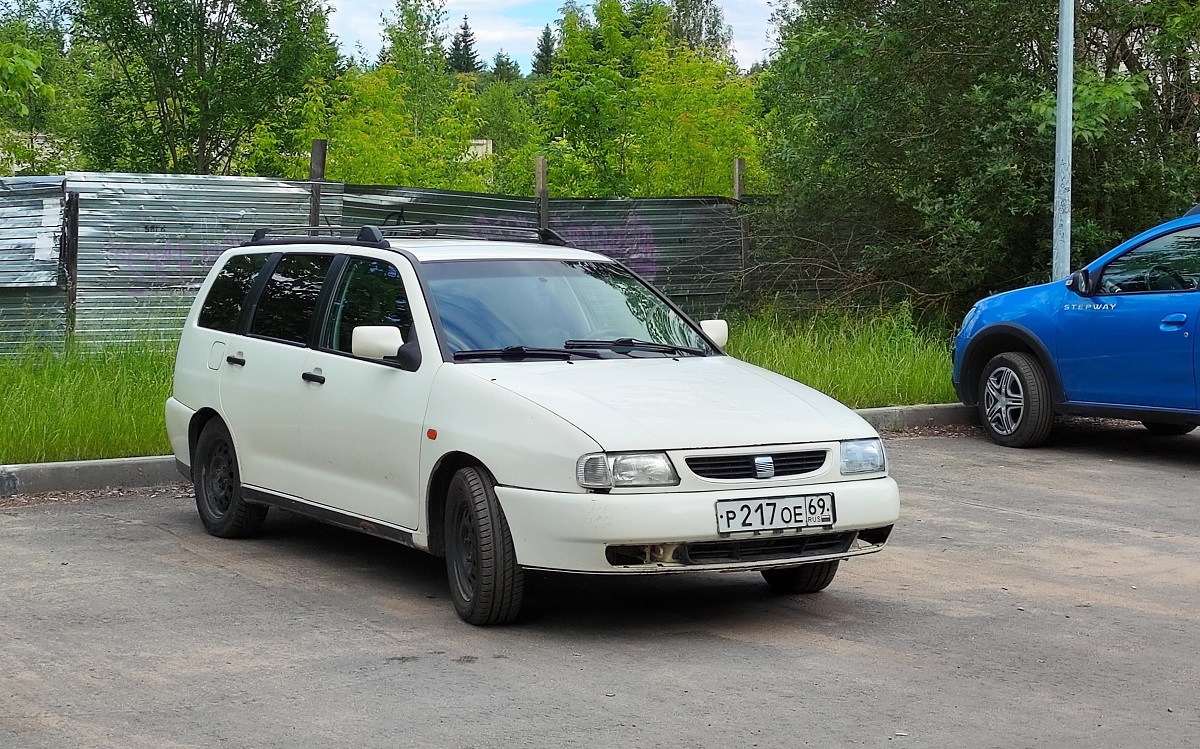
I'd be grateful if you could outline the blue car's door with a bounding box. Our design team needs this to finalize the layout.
[1056,227,1200,410]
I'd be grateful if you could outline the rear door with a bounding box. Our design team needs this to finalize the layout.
[219,252,335,496]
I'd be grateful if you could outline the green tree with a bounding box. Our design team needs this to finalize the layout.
[0,42,52,117]
[544,0,759,197]
[757,0,1200,311]
[0,1,68,173]
[446,15,481,74]
[490,51,521,83]
[322,0,489,190]
[532,24,555,76]
[73,0,340,174]
[670,0,731,56]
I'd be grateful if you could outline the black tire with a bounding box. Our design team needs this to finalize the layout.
[193,419,268,538]
[444,467,524,625]
[1141,421,1198,436]
[978,352,1054,448]
[761,560,840,594]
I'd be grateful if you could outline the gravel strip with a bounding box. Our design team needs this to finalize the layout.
[0,483,190,510]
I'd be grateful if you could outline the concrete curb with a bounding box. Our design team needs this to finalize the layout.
[856,403,978,432]
[0,456,181,498]
[1,404,977,497]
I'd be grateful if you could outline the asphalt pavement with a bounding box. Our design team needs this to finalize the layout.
[2,421,1198,748]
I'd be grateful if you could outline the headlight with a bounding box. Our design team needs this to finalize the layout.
[576,452,680,488]
[840,438,886,474]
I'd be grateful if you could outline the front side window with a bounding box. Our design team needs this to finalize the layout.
[198,253,269,332]
[249,253,333,344]
[323,257,413,354]
[1099,227,1200,294]
[423,259,713,357]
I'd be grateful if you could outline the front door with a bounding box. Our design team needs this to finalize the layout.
[298,254,439,530]
[1056,227,1200,409]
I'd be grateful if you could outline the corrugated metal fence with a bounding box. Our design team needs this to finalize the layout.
[1,176,743,352]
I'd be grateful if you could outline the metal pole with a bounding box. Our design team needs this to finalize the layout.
[1051,0,1074,281]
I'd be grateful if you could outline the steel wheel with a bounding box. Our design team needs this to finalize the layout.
[202,440,237,514]
[442,466,524,625]
[448,500,479,606]
[193,419,268,538]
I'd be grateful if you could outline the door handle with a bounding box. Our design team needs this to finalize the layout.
[226,355,246,367]
[301,371,326,384]
[1160,313,1188,330]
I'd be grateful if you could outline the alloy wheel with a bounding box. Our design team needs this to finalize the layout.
[983,365,1024,436]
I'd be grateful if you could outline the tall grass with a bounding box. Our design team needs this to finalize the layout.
[0,342,176,464]
[726,304,957,409]
[0,308,955,463]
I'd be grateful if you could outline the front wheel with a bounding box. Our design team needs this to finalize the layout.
[761,560,840,594]
[978,352,1054,448]
[1141,421,1197,436]
[193,419,268,538]
[444,467,524,625]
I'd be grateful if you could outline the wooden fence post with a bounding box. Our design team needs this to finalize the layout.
[734,157,752,275]
[536,155,549,230]
[308,139,328,232]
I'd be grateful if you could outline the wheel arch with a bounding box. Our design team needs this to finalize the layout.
[959,324,1064,406]
[187,407,224,469]
[425,451,491,557]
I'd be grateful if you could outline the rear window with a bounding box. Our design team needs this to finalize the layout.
[198,253,270,332]
[249,253,334,344]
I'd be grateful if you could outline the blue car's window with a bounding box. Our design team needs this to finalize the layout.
[1099,227,1200,294]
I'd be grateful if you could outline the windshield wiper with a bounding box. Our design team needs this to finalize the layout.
[453,345,602,361]
[563,338,707,356]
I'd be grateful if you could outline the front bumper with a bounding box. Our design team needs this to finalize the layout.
[496,476,900,573]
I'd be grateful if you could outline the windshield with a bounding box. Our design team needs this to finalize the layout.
[423,260,715,358]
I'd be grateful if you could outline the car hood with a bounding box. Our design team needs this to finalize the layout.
[460,356,877,451]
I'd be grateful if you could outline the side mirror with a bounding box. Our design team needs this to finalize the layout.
[352,325,404,360]
[1066,269,1092,296]
[386,337,422,372]
[700,319,729,348]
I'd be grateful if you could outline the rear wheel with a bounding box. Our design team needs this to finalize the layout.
[761,560,840,594]
[1141,421,1197,436]
[444,467,524,625]
[978,352,1054,448]
[193,419,268,538]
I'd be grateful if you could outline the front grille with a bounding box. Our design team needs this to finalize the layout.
[686,450,827,480]
[679,532,855,565]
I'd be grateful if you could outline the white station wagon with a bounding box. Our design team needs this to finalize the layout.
[166,226,900,624]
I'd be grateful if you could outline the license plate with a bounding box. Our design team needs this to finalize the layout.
[715,494,836,534]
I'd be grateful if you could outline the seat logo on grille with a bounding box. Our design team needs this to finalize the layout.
[754,456,774,479]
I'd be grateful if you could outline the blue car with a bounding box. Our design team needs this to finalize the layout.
[953,208,1200,447]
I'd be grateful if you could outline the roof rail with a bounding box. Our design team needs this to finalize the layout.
[377,223,573,247]
[243,225,392,249]
[242,223,575,248]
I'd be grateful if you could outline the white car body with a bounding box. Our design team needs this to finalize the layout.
[167,231,899,621]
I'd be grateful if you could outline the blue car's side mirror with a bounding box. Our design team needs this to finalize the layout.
[1066,269,1092,296]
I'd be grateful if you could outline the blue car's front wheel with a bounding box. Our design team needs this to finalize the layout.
[979,352,1054,448]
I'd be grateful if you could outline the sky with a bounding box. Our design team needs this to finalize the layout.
[327,0,776,73]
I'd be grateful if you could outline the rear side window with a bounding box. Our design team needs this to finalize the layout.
[249,253,334,344]
[198,253,269,332]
